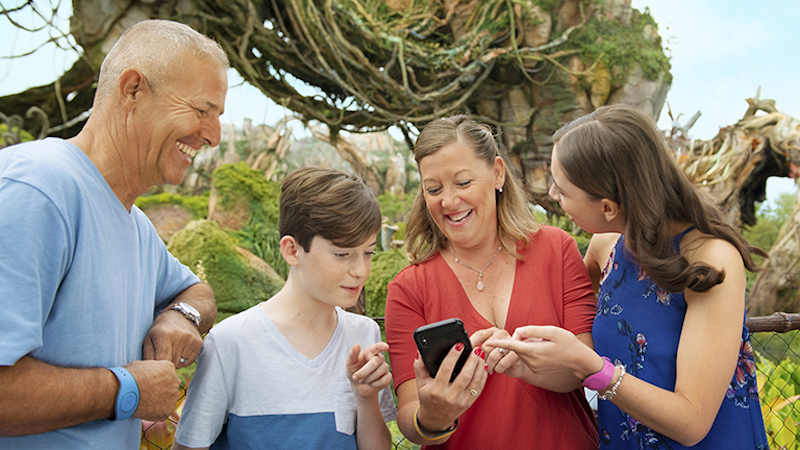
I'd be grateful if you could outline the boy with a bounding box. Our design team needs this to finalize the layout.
[173,167,396,449]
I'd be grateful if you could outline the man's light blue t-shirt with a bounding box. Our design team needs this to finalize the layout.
[0,138,200,449]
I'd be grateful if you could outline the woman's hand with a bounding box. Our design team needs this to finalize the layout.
[471,327,527,378]
[486,326,601,380]
[414,341,487,433]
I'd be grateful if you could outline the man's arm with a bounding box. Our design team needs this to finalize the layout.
[143,282,216,367]
[0,356,179,436]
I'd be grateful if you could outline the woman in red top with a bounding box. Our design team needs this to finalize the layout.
[385,115,598,449]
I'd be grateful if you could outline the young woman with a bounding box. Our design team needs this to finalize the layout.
[488,105,769,449]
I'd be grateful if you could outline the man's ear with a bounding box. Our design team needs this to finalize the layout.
[118,68,148,111]
[280,235,301,266]
[600,199,621,223]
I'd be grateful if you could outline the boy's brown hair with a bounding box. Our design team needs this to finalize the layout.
[279,167,381,251]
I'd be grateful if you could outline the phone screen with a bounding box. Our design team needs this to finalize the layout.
[414,318,472,382]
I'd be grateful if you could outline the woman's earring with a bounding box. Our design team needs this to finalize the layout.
[497,185,503,193]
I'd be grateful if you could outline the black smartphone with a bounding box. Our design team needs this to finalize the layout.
[414,318,472,382]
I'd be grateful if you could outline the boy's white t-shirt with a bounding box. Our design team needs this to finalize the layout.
[174,305,397,449]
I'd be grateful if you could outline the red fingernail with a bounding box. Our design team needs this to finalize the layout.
[455,342,464,351]
[474,348,482,357]
[485,365,489,372]
[480,349,486,359]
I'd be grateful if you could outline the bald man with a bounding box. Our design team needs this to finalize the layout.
[0,20,226,449]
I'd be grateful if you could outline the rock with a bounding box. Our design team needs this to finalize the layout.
[141,203,193,242]
[607,64,670,120]
[522,5,552,48]
[167,219,284,320]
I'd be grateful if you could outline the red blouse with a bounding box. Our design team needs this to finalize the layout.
[386,226,598,449]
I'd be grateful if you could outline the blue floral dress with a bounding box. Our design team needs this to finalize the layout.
[593,230,769,449]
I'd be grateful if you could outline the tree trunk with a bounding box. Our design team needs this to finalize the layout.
[0,57,95,140]
[748,185,800,316]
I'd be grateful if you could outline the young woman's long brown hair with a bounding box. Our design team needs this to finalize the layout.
[553,104,766,292]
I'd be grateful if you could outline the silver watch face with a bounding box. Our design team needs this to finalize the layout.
[173,302,200,326]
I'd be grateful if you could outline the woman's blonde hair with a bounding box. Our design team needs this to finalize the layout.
[405,115,539,264]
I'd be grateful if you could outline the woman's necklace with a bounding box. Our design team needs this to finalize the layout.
[449,244,503,292]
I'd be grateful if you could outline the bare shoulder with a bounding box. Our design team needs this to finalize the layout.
[584,233,620,266]
[584,233,620,291]
[680,230,745,274]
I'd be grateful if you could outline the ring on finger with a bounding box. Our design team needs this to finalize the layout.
[468,387,478,396]
[497,348,507,357]
[179,357,189,364]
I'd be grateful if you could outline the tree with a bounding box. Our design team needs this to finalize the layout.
[6,1,800,313]
[2,0,671,210]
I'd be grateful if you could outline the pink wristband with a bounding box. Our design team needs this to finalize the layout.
[582,356,615,391]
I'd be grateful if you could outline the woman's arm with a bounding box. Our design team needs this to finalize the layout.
[605,237,745,445]
[482,329,594,392]
[394,344,486,445]
[583,233,620,294]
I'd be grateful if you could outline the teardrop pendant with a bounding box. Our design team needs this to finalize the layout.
[476,279,485,291]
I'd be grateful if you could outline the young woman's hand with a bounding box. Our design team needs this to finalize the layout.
[470,327,526,377]
[486,326,602,380]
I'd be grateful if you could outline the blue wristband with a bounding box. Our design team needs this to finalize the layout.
[108,367,139,421]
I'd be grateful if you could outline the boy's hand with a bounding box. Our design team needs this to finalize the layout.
[346,342,391,399]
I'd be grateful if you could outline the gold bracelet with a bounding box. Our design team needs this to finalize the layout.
[599,364,626,400]
[414,406,459,440]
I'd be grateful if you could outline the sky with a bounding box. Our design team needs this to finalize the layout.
[1,0,798,203]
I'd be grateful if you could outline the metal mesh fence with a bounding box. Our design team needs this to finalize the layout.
[140,381,188,450]
[140,313,800,450]
[749,313,800,450]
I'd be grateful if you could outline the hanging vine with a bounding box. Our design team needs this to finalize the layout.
[183,0,667,135]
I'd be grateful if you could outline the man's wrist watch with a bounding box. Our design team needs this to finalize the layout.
[170,302,201,328]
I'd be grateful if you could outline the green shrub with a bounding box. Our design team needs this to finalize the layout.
[212,162,281,226]
[135,192,210,219]
[0,123,35,147]
[377,192,415,223]
[365,248,409,318]
[757,350,800,449]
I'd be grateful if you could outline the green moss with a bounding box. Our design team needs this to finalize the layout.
[532,0,559,12]
[211,163,287,277]
[167,219,284,321]
[566,8,671,84]
[134,192,210,219]
[212,162,280,226]
[365,248,409,318]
